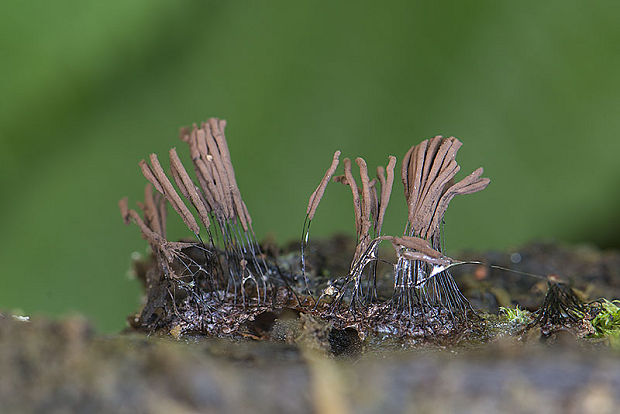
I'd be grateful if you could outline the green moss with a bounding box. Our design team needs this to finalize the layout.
[499,305,531,326]
[590,299,620,342]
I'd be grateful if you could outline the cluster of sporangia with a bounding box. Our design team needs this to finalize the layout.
[120,118,490,321]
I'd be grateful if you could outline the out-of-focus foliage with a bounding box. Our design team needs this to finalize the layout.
[1,0,619,331]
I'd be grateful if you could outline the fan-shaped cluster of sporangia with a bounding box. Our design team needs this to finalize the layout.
[120,118,489,333]
[304,135,490,319]
[120,118,274,316]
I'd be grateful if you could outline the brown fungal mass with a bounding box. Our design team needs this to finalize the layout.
[303,154,399,311]
[302,135,489,320]
[375,156,397,236]
[306,150,341,221]
[120,118,293,335]
[402,136,489,244]
[121,121,491,339]
[391,136,489,317]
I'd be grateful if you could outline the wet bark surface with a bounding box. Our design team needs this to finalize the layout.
[1,240,619,413]
[454,241,620,313]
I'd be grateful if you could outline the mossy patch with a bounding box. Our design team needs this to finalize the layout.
[590,299,620,348]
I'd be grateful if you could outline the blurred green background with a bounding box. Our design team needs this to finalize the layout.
[1,0,619,332]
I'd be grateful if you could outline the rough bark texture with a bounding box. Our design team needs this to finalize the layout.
[1,241,619,413]
[0,312,619,414]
